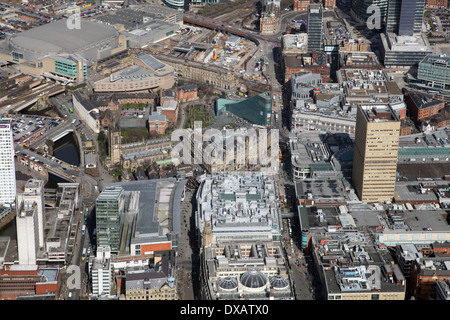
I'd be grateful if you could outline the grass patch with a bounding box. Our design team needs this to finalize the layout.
[184,105,215,129]
[121,128,150,143]
[122,103,147,109]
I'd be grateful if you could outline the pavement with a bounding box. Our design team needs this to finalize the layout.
[176,187,199,300]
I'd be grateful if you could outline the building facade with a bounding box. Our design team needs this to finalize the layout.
[0,119,16,207]
[307,3,323,53]
[96,186,126,253]
[352,105,401,202]
[89,246,113,297]
[417,54,450,92]
[386,0,425,36]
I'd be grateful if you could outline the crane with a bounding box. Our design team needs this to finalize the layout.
[212,43,219,61]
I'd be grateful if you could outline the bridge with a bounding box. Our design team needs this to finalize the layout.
[5,83,65,113]
[47,166,76,183]
[183,13,263,46]
[30,121,75,149]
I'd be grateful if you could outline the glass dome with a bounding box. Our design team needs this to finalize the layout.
[240,270,268,289]
[269,275,289,289]
[218,277,238,290]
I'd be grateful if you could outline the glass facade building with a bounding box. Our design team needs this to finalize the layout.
[95,186,125,253]
[351,0,388,24]
[54,57,87,82]
[417,54,450,91]
[386,0,425,35]
[307,3,323,53]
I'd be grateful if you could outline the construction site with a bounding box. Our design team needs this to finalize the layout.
[146,25,259,74]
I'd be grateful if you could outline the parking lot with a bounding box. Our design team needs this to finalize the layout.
[11,114,64,144]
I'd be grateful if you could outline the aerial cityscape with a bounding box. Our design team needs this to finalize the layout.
[0,0,449,304]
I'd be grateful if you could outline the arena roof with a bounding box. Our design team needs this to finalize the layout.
[9,19,118,57]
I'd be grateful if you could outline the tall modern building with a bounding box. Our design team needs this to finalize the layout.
[16,180,45,248]
[0,119,16,207]
[96,186,125,253]
[16,200,39,265]
[88,246,112,297]
[307,3,323,53]
[351,0,388,24]
[386,0,425,35]
[352,105,401,203]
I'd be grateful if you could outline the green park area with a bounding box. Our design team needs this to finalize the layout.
[122,103,147,109]
[184,105,215,129]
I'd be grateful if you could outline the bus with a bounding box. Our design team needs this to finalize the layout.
[82,248,87,262]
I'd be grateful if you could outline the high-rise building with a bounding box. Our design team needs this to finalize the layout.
[307,3,323,53]
[352,105,401,203]
[351,0,388,24]
[89,246,112,297]
[0,118,16,207]
[96,186,125,253]
[16,179,45,248]
[16,201,39,265]
[386,0,425,36]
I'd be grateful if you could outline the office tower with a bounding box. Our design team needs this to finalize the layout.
[352,105,401,203]
[16,179,45,248]
[307,3,323,53]
[386,0,425,35]
[16,201,39,265]
[417,54,450,92]
[89,246,112,297]
[351,0,388,24]
[96,186,125,253]
[0,118,16,207]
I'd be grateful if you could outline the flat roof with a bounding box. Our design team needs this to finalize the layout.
[9,19,118,56]
[105,178,186,238]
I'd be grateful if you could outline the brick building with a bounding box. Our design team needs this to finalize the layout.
[322,0,336,8]
[93,92,157,112]
[293,0,311,11]
[160,100,178,124]
[427,0,448,8]
[283,52,331,84]
[404,90,445,123]
[410,248,450,300]
[177,84,198,102]
[148,114,168,135]
[0,265,60,300]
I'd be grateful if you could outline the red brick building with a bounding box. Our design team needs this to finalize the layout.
[427,0,448,8]
[283,52,331,84]
[160,100,178,124]
[0,265,60,300]
[404,90,445,123]
[322,0,336,8]
[148,114,168,135]
[177,85,198,102]
[293,0,311,11]
[409,244,450,300]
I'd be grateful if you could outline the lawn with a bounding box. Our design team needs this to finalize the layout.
[184,105,215,129]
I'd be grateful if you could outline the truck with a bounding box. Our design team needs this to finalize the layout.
[81,225,86,235]
[275,114,278,123]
